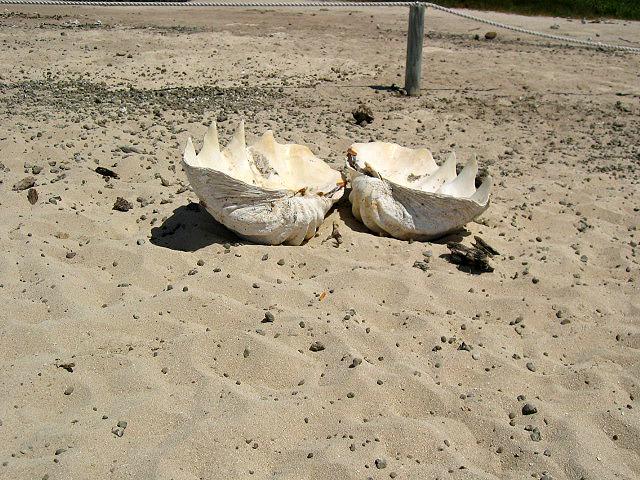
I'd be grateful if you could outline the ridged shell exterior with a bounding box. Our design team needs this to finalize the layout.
[347,142,492,240]
[183,121,344,246]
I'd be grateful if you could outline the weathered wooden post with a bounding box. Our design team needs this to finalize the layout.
[404,3,426,96]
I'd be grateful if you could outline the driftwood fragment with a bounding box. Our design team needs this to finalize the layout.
[472,235,500,256]
[447,243,494,273]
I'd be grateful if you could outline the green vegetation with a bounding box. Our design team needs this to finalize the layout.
[435,1,640,20]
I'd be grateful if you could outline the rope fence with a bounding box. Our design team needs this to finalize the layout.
[1,0,638,53]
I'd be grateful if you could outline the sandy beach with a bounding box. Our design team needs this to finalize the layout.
[0,4,639,479]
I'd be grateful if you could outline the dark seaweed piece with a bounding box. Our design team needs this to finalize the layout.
[446,243,494,273]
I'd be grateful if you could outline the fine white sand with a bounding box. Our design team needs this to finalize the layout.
[1,5,639,479]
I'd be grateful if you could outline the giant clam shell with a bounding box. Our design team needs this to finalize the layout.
[346,142,492,240]
[183,121,344,245]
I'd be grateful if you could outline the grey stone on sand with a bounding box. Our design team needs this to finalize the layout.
[374,458,387,469]
[27,188,38,205]
[13,176,36,191]
[113,197,133,212]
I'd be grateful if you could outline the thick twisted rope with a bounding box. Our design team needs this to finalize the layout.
[1,0,638,53]
[425,3,640,53]
[5,1,406,5]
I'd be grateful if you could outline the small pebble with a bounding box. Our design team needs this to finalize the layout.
[375,458,387,469]
[349,358,362,368]
[113,197,133,212]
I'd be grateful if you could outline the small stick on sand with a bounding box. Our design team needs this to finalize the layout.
[322,221,343,247]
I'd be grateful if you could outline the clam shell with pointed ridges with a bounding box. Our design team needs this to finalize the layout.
[182,121,344,246]
[346,142,492,240]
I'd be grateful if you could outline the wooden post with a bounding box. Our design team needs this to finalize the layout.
[404,3,425,96]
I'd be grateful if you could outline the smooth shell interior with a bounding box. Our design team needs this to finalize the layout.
[184,121,341,195]
[349,142,491,206]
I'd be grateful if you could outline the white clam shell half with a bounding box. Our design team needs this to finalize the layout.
[183,121,344,245]
[346,142,493,240]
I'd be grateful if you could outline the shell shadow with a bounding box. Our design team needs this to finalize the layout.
[150,202,242,252]
[431,230,470,245]
[334,190,371,234]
